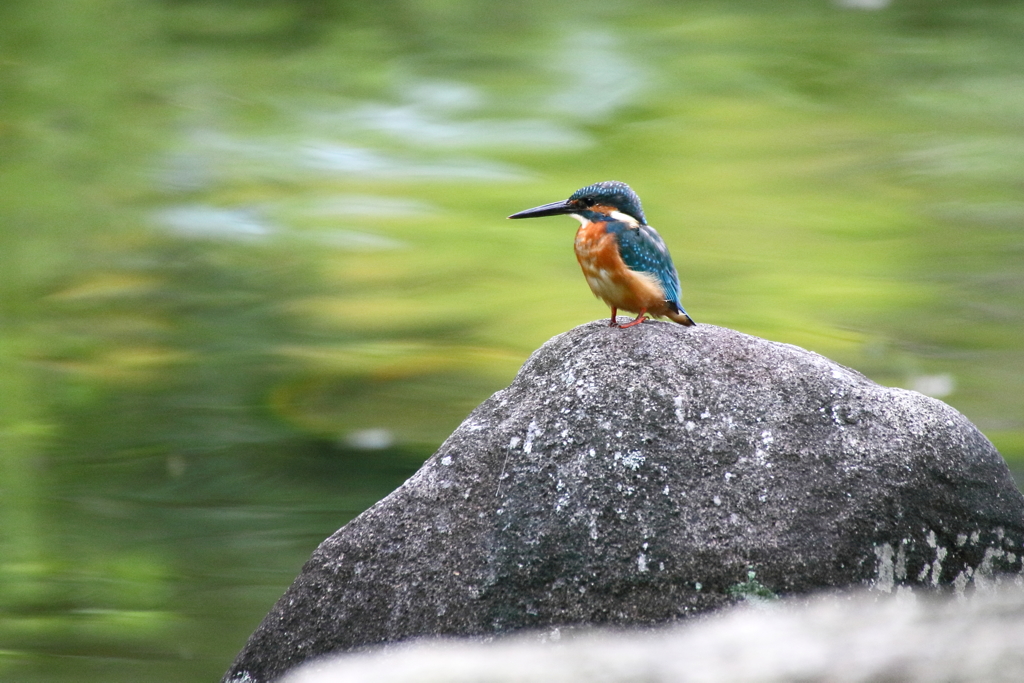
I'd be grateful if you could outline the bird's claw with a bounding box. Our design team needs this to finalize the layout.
[617,315,648,329]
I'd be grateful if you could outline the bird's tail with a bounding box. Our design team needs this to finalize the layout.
[667,307,695,327]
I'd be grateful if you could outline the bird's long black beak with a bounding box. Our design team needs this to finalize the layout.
[507,199,575,220]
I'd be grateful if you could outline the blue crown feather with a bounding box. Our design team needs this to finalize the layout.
[569,180,647,225]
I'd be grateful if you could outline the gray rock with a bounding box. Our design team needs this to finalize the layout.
[223,321,1024,683]
[282,586,1024,683]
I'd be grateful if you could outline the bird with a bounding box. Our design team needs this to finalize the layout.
[508,180,695,328]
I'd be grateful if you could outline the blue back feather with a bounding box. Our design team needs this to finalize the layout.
[608,222,684,310]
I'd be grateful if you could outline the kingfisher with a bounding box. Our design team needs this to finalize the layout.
[508,181,695,328]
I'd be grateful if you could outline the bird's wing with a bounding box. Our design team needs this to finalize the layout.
[614,224,683,306]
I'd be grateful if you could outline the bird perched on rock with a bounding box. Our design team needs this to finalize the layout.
[509,181,695,328]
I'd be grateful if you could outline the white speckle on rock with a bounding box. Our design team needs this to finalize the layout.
[700,410,710,419]
[713,496,722,506]
[685,421,696,432]
[873,543,895,593]
[637,553,649,573]
[953,568,972,598]
[523,421,540,455]
[975,547,1007,591]
[663,486,670,495]
[441,456,452,466]
[621,451,645,470]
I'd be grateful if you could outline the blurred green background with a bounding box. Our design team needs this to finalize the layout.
[2,0,1023,680]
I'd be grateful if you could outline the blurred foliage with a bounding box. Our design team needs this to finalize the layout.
[1,0,1024,680]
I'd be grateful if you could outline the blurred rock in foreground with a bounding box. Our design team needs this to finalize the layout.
[224,321,1024,683]
[283,586,1024,683]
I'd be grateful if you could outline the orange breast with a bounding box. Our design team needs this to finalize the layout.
[574,222,667,315]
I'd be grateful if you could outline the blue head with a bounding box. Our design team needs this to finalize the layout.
[508,180,647,225]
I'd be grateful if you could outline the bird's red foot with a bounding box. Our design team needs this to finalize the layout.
[618,315,647,329]
[617,310,648,329]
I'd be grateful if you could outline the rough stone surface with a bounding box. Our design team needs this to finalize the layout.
[223,321,1024,683]
[283,586,1024,683]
